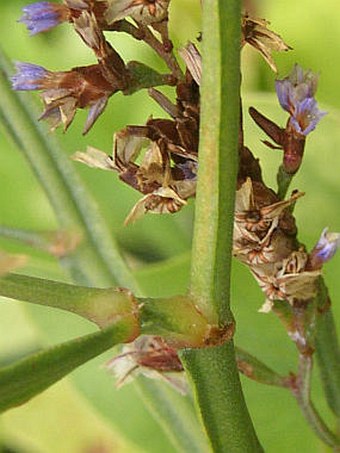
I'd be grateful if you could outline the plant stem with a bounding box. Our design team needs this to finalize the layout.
[315,280,340,419]
[277,164,293,199]
[181,0,263,450]
[181,344,263,452]
[190,0,240,324]
[292,354,340,449]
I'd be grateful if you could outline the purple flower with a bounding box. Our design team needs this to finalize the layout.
[11,62,48,91]
[275,64,326,136]
[310,228,340,268]
[19,2,65,35]
[177,160,198,180]
[289,97,327,135]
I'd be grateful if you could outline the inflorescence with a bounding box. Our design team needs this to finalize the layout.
[11,0,339,382]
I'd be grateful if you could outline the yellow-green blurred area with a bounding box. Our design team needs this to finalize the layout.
[0,0,340,451]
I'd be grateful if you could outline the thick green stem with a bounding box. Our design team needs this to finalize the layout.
[182,0,262,451]
[181,344,262,452]
[190,0,240,324]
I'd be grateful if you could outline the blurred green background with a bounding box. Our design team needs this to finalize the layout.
[1,0,340,451]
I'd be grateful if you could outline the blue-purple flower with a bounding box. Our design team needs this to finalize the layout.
[19,2,67,35]
[275,65,326,136]
[309,228,340,269]
[11,62,48,90]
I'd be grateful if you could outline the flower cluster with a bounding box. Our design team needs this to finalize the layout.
[74,67,200,223]
[12,0,173,133]
[12,2,339,377]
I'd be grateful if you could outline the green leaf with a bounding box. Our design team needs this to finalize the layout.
[0,320,131,412]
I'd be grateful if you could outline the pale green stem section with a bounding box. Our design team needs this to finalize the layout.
[277,165,294,200]
[293,355,340,449]
[0,273,137,329]
[0,274,210,346]
[0,50,203,450]
[235,347,287,388]
[190,0,240,324]
[182,0,263,451]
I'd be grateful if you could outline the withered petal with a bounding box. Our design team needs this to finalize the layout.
[72,146,116,171]
[83,96,109,134]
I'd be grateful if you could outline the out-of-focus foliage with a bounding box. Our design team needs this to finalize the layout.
[0,0,339,451]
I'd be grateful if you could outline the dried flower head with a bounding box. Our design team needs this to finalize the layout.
[11,61,126,133]
[106,336,187,394]
[242,14,291,72]
[234,179,302,265]
[254,250,321,313]
[276,65,326,136]
[105,0,170,26]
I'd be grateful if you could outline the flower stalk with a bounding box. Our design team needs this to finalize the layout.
[180,0,263,451]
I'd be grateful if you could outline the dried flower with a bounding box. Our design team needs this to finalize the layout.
[19,2,68,35]
[234,178,302,265]
[11,61,125,132]
[105,0,170,26]
[242,14,291,72]
[106,336,187,394]
[275,65,326,136]
[254,250,321,313]
[179,42,202,86]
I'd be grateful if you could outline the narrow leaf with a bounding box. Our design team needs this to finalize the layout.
[0,320,131,412]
